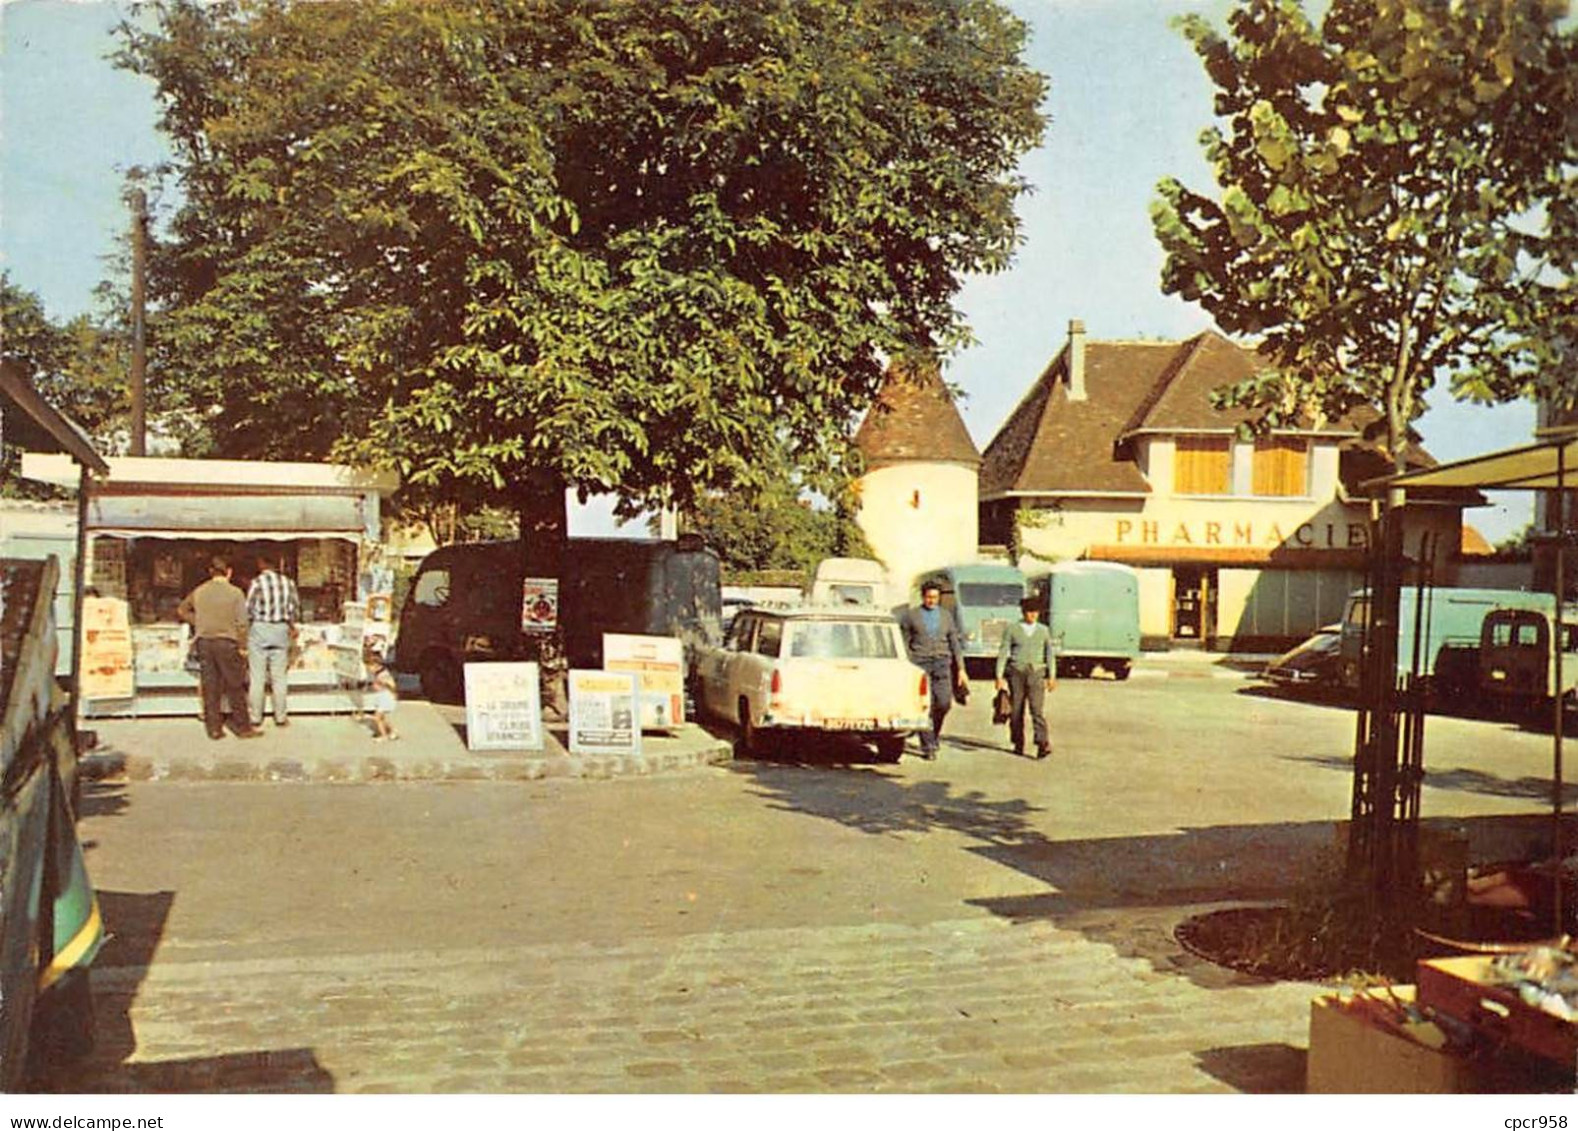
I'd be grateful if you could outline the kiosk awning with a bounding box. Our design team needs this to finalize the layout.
[1364,433,1578,492]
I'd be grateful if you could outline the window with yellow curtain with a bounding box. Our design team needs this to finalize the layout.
[1173,437,1232,495]
[1252,437,1309,496]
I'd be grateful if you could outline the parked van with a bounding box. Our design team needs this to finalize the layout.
[1478,606,1578,710]
[1028,561,1141,680]
[807,557,888,607]
[913,563,1027,668]
[1339,586,1559,696]
[394,536,722,702]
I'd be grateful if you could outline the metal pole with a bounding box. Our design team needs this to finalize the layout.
[129,188,148,457]
[67,466,92,752]
[1555,445,1567,937]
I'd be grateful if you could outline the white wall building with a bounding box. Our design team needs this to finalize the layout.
[851,362,982,602]
[978,323,1478,650]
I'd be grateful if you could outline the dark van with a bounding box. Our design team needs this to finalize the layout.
[394,536,722,702]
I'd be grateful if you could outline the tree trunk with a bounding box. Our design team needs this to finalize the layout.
[516,469,570,717]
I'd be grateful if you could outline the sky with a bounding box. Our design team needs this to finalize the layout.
[0,0,1539,541]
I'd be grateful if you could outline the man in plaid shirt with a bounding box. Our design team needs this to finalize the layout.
[246,552,301,727]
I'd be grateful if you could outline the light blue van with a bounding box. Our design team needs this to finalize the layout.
[913,563,1027,670]
[1339,586,1568,696]
[1028,561,1142,680]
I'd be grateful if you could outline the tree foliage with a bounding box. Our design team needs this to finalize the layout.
[120,0,1046,536]
[1152,0,1578,470]
[680,477,870,577]
[1,274,135,497]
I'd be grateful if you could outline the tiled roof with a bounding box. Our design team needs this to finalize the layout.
[980,340,1176,496]
[983,330,1397,498]
[1461,524,1496,556]
[855,361,980,468]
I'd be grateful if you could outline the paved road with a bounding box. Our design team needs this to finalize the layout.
[42,672,1571,1092]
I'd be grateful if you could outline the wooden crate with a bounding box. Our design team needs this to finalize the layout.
[1418,955,1578,1067]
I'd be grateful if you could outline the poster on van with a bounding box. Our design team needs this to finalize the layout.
[463,661,544,751]
[521,577,559,633]
[603,632,684,730]
[568,669,641,756]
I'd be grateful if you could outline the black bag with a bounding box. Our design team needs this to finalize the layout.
[953,678,970,706]
[991,687,1012,725]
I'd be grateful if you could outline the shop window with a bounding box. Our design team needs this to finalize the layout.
[1173,437,1231,495]
[413,568,451,608]
[1252,437,1309,497]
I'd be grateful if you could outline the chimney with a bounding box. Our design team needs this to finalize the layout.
[1066,319,1087,402]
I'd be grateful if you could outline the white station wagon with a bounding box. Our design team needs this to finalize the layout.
[692,605,931,761]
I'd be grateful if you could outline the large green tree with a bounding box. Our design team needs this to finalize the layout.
[1152,0,1578,471]
[121,0,1045,557]
[680,477,870,578]
[1,274,134,496]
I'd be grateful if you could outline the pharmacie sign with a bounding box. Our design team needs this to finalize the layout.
[1113,518,1369,551]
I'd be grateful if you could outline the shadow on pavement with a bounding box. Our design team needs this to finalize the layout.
[46,1047,334,1094]
[1193,1043,1306,1094]
[1278,749,1578,807]
[731,756,1567,991]
[35,889,337,1094]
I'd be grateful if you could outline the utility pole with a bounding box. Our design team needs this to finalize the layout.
[129,188,148,456]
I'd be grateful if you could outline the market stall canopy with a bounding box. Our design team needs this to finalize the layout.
[20,453,399,541]
[20,453,397,495]
[1364,430,1578,493]
[0,362,107,474]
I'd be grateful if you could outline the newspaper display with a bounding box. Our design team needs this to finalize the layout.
[296,539,330,587]
[79,596,135,700]
[602,633,684,730]
[567,669,641,756]
[89,538,127,599]
[521,577,559,633]
[462,661,544,751]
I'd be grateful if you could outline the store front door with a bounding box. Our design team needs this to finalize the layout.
[1172,566,1217,644]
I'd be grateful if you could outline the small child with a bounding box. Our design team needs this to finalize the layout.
[365,651,399,741]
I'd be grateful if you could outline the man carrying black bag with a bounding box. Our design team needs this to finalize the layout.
[994,595,1056,759]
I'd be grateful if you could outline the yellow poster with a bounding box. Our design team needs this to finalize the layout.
[79,596,135,700]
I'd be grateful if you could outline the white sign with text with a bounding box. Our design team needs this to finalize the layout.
[463,661,544,751]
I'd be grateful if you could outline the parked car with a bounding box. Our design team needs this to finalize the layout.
[1260,624,1343,688]
[720,595,757,635]
[691,604,931,761]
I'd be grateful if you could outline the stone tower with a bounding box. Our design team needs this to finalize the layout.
[852,360,982,599]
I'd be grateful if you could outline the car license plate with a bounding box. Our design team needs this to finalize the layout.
[820,718,877,730]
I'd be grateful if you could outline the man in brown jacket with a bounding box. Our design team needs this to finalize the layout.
[177,556,262,740]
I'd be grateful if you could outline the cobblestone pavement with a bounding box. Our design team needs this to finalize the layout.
[40,673,1570,1094]
[66,917,1318,1093]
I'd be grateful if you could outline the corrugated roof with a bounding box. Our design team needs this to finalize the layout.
[855,361,980,468]
[0,361,107,473]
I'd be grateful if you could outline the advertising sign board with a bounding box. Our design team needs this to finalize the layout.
[463,661,545,751]
[602,632,684,730]
[568,669,641,756]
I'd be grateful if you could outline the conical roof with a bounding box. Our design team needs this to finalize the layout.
[854,361,980,469]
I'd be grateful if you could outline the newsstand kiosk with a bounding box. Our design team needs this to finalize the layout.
[20,454,399,718]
